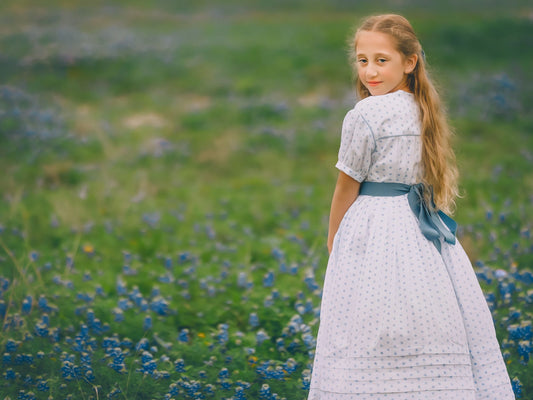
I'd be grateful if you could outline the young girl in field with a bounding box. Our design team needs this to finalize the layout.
[308,14,515,400]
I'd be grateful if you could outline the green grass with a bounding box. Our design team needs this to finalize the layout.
[0,1,532,398]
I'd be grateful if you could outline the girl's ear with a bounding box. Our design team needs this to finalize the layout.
[404,54,418,74]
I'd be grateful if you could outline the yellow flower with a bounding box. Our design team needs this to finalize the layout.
[197,332,206,338]
[82,244,94,254]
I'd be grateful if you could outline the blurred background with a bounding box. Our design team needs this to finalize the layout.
[0,0,532,398]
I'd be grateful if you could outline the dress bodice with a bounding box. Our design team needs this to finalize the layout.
[335,90,422,185]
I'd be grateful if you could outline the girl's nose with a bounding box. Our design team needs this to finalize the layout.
[366,65,378,78]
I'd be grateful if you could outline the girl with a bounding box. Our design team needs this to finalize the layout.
[308,14,515,400]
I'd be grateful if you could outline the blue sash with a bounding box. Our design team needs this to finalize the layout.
[359,182,457,253]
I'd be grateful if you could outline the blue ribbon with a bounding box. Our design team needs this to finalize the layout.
[359,182,457,253]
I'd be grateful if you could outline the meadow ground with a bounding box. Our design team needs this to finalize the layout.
[0,0,532,398]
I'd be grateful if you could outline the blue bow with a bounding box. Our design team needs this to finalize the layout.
[359,182,457,253]
[407,183,456,253]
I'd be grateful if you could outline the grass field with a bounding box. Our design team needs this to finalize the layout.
[0,1,532,398]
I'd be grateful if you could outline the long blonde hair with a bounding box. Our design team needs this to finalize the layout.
[350,14,459,213]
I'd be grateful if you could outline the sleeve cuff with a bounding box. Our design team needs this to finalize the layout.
[335,161,365,183]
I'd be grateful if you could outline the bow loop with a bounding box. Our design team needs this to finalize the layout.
[407,183,456,253]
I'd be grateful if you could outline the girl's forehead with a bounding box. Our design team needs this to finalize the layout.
[356,31,398,53]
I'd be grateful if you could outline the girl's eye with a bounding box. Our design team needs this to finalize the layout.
[358,59,367,64]
[378,58,387,63]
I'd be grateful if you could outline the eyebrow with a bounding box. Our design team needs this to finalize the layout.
[356,52,391,58]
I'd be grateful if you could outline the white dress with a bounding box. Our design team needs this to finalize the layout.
[308,90,515,400]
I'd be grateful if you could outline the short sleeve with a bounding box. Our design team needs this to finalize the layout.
[335,109,375,183]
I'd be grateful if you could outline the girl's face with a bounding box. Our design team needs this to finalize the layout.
[355,31,417,96]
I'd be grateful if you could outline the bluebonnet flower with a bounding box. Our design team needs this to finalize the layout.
[36,378,50,392]
[518,271,533,285]
[512,377,523,398]
[37,296,56,313]
[139,351,157,375]
[301,368,312,390]
[518,340,532,364]
[218,367,229,379]
[204,384,216,396]
[108,387,122,398]
[0,300,6,318]
[304,274,319,292]
[21,295,32,314]
[151,296,171,316]
[259,383,272,399]
[294,301,305,315]
[168,382,180,396]
[136,338,150,351]
[34,322,49,337]
[178,252,190,263]
[263,271,275,287]
[508,322,532,341]
[66,255,74,270]
[287,339,301,353]
[178,328,189,343]
[29,250,39,262]
[219,379,232,390]
[249,312,259,328]
[0,277,10,294]
[4,368,16,380]
[264,295,274,307]
[159,272,174,283]
[143,315,152,330]
[216,324,229,346]
[85,369,95,382]
[107,349,127,374]
[116,278,127,295]
[174,358,185,373]
[122,265,137,275]
[61,360,81,380]
[112,308,124,322]
[95,285,105,296]
[5,339,19,352]
[76,292,94,302]
[256,329,270,345]
[234,386,247,400]
[271,248,284,261]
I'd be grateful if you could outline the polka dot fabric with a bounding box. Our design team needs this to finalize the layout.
[308,91,515,399]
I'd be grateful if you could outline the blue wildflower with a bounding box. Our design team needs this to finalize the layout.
[143,315,152,330]
[263,271,274,287]
[218,367,229,379]
[136,338,150,351]
[4,368,16,380]
[511,377,523,398]
[256,329,270,345]
[21,295,32,314]
[151,296,171,316]
[6,339,19,352]
[175,358,185,373]
[204,384,216,396]
[249,312,259,328]
[259,384,272,400]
